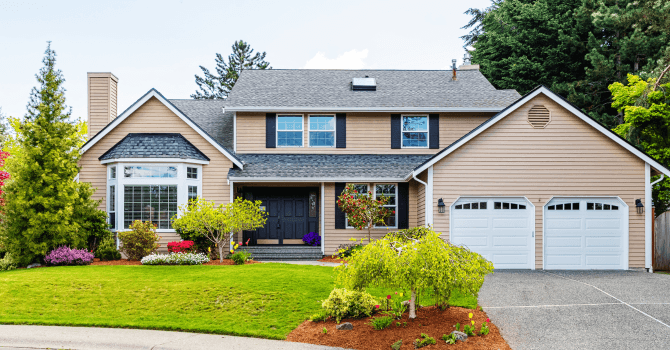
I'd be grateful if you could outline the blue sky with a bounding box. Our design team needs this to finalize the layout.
[0,0,490,122]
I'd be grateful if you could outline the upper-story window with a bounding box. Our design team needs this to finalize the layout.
[402,115,428,148]
[277,115,303,147]
[309,115,335,147]
[124,166,177,178]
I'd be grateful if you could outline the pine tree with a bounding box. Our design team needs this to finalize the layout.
[2,43,107,265]
[192,40,271,99]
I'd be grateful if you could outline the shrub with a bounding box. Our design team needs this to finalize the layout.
[391,340,402,350]
[167,240,195,253]
[302,232,321,246]
[118,220,160,260]
[0,253,16,271]
[141,252,210,265]
[321,288,379,323]
[44,246,95,266]
[231,250,252,265]
[442,333,457,345]
[337,243,362,258]
[309,311,329,322]
[414,333,436,348]
[367,315,393,330]
[95,236,121,261]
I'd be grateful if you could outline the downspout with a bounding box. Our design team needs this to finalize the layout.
[411,170,429,227]
[651,174,665,187]
[648,173,664,272]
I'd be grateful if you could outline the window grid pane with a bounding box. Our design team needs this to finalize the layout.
[188,185,198,201]
[375,184,396,228]
[123,185,177,229]
[123,166,177,178]
[187,167,198,179]
[402,132,428,147]
[110,167,116,179]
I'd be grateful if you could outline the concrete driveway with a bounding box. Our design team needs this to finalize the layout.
[479,270,670,350]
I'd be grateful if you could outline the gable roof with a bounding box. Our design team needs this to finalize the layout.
[224,69,521,112]
[80,89,243,168]
[99,133,210,162]
[168,99,234,151]
[413,85,670,177]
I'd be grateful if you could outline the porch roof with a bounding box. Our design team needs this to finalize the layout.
[228,154,433,182]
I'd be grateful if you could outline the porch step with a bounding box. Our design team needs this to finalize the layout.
[242,246,323,261]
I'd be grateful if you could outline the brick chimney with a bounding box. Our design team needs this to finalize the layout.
[87,72,118,139]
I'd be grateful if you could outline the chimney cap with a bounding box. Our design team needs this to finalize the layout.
[87,72,119,82]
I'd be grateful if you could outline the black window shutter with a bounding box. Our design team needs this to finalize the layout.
[335,183,346,229]
[391,114,401,149]
[429,114,439,149]
[336,113,346,148]
[397,182,409,229]
[266,113,276,148]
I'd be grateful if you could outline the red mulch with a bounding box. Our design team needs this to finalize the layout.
[287,306,510,350]
[90,258,260,266]
[318,256,347,264]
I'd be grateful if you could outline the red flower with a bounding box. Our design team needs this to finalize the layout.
[387,295,391,300]
[486,318,490,322]
[375,305,380,309]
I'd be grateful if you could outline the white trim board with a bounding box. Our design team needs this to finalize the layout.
[81,89,243,169]
[413,86,670,177]
[101,158,210,165]
[228,177,407,183]
[225,106,503,113]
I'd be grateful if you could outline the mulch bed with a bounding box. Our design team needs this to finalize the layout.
[90,258,261,266]
[287,306,510,350]
[318,256,347,264]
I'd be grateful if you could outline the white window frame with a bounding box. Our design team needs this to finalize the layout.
[109,166,117,179]
[106,163,202,233]
[373,183,398,229]
[186,166,198,180]
[400,114,429,149]
[276,114,304,148]
[308,114,336,148]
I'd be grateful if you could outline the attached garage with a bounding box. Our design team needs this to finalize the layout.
[450,197,535,269]
[544,197,628,270]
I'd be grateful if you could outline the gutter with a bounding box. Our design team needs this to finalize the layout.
[225,106,504,113]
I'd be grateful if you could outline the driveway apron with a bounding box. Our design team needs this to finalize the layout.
[479,270,670,350]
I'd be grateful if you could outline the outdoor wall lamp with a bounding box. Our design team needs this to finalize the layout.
[437,198,446,214]
[635,199,644,214]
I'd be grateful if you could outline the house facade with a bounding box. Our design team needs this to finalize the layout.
[79,67,670,271]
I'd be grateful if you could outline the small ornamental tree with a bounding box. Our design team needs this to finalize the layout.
[337,184,393,242]
[335,228,494,319]
[172,197,267,262]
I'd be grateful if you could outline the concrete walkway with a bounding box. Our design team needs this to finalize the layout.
[479,270,670,350]
[0,325,347,350]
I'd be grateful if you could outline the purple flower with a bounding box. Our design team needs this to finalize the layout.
[302,232,321,247]
[44,246,95,266]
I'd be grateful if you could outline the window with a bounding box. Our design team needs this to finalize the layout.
[402,115,428,148]
[455,202,488,210]
[188,185,198,202]
[187,167,198,179]
[375,184,396,228]
[123,185,178,229]
[277,115,303,147]
[494,201,527,210]
[109,186,116,230]
[587,202,618,210]
[309,115,335,147]
[124,166,177,178]
[110,166,116,179]
[548,203,580,210]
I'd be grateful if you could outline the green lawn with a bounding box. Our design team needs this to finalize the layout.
[0,264,477,339]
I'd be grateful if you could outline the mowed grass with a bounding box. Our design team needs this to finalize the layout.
[0,264,477,339]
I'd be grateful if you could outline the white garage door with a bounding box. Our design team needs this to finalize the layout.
[451,197,534,269]
[544,198,627,270]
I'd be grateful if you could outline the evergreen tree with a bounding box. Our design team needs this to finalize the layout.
[2,43,107,265]
[192,40,271,99]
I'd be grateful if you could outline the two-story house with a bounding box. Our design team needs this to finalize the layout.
[79,67,670,270]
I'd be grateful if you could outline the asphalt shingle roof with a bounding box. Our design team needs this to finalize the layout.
[168,99,234,151]
[225,69,521,109]
[228,154,434,180]
[99,133,210,161]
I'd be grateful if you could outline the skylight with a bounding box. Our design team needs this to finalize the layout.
[352,77,376,91]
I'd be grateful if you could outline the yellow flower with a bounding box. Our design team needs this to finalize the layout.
[469,313,473,319]
[234,244,239,249]
[471,320,475,326]
[208,247,211,252]
[230,250,234,254]
[399,293,403,297]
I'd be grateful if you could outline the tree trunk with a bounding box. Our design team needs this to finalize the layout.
[367,224,372,242]
[218,244,224,263]
[409,289,417,319]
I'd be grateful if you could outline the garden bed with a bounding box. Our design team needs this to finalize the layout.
[287,306,510,350]
[318,256,347,264]
[90,258,260,266]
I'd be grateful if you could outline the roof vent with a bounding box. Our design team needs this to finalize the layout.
[527,105,551,128]
[352,77,376,91]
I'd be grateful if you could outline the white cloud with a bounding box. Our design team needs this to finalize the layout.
[303,49,369,69]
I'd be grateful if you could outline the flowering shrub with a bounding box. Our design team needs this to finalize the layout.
[141,252,210,265]
[302,232,321,246]
[0,253,16,271]
[167,240,195,253]
[337,184,393,242]
[0,150,9,208]
[321,288,379,323]
[44,246,95,266]
[118,220,160,260]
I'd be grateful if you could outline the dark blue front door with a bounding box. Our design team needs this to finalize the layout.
[242,187,318,245]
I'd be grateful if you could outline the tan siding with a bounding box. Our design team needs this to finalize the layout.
[79,96,233,216]
[236,112,494,154]
[87,73,118,138]
[430,94,646,269]
[416,171,427,227]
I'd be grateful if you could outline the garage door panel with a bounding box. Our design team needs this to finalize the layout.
[493,254,529,265]
[546,219,581,229]
[585,237,621,248]
[493,237,528,247]
[585,219,620,229]
[586,255,621,266]
[546,254,582,266]
[546,237,582,248]
[453,237,487,247]
[454,219,489,228]
[492,218,528,228]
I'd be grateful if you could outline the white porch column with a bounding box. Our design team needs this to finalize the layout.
[230,180,234,250]
[321,182,325,255]
[645,163,652,270]
[426,166,434,226]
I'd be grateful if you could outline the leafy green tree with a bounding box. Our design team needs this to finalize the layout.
[2,43,106,266]
[192,40,271,99]
[337,184,393,242]
[610,73,670,214]
[335,228,493,319]
[172,197,267,262]
[0,107,7,147]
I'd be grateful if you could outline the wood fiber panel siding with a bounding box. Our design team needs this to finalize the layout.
[79,97,234,211]
[88,77,112,139]
[430,94,647,269]
[236,112,495,154]
[416,171,427,227]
